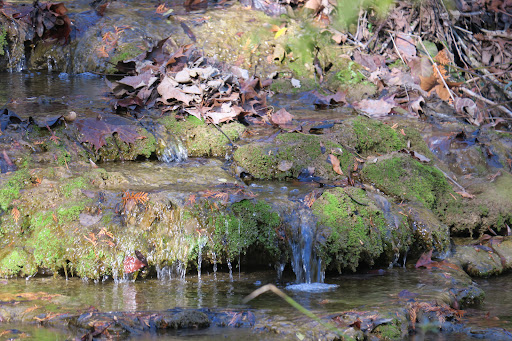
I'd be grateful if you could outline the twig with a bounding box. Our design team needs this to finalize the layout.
[481,28,512,39]
[418,39,456,103]
[461,87,512,118]
[434,166,466,193]
[389,33,406,66]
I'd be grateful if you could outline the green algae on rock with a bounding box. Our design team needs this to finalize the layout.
[336,116,433,158]
[159,114,245,157]
[234,132,354,180]
[437,172,512,237]
[312,187,411,272]
[362,154,454,210]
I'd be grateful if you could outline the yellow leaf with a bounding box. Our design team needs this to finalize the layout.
[274,27,287,39]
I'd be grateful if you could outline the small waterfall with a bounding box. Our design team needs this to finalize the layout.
[212,251,217,279]
[288,208,324,284]
[227,258,233,281]
[157,132,187,163]
[197,237,207,280]
[156,261,186,280]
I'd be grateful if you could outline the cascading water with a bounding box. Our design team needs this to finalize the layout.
[155,127,188,163]
[287,207,324,284]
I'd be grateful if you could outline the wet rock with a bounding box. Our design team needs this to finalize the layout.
[233,132,355,181]
[438,172,512,236]
[312,187,412,272]
[451,245,504,277]
[161,310,210,329]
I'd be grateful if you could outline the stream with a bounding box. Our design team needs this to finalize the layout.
[1,70,512,340]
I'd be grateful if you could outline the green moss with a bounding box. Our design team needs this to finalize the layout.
[56,204,85,223]
[372,319,403,340]
[106,43,144,73]
[313,187,393,272]
[60,176,89,198]
[234,133,354,180]
[28,226,66,272]
[0,27,7,56]
[351,116,406,154]
[335,61,367,84]
[0,168,30,211]
[362,155,452,210]
[160,114,245,157]
[213,200,281,260]
[0,248,36,277]
[95,128,156,161]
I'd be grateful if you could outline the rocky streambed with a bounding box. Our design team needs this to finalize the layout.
[0,0,512,340]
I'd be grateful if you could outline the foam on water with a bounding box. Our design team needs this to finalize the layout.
[285,282,339,293]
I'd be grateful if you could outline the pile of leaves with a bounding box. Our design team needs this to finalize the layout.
[0,1,71,44]
[107,39,273,125]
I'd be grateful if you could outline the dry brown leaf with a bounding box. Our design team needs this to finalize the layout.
[353,96,396,117]
[157,77,194,105]
[396,33,416,61]
[327,154,343,175]
[456,191,475,199]
[420,74,438,92]
[271,108,294,127]
[408,56,433,80]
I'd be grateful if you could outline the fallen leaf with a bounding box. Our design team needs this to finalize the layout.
[353,96,396,117]
[123,256,145,274]
[415,249,433,268]
[79,213,103,227]
[327,154,343,175]
[157,77,194,105]
[274,27,287,39]
[278,160,293,172]
[395,33,416,61]
[271,108,294,127]
[456,191,475,199]
[76,118,142,151]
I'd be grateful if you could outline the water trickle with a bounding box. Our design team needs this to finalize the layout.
[156,261,186,280]
[288,207,323,284]
[156,132,187,163]
[212,251,218,279]
[227,259,233,281]
[197,237,207,280]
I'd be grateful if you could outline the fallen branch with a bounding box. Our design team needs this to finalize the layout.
[460,87,512,118]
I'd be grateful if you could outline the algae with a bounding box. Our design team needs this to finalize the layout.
[312,187,407,272]
[362,154,453,210]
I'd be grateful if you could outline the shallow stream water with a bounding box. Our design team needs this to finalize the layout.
[1,72,512,340]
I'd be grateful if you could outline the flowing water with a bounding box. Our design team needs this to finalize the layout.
[1,72,512,340]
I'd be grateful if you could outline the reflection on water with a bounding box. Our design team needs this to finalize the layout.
[0,71,110,119]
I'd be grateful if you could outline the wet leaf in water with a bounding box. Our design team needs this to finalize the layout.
[415,249,433,268]
[123,256,145,274]
[76,118,142,151]
[270,108,294,128]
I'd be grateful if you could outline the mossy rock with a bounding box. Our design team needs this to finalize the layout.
[211,199,282,262]
[92,128,157,162]
[234,132,354,180]
[336,116,433,158]
[406,204,450,254]
[312,187,411,272]
[436,172,512,236]
[0,247,37,277]
[451,245,503,277]
[159,115,245,157]
[362,154,453,210]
